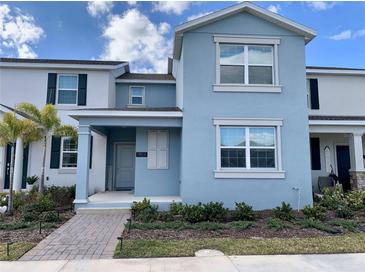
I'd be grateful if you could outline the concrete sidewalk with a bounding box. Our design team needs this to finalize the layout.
[1,253,365,272]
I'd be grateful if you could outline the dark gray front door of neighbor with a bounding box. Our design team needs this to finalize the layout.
[336,145,351,192]
[114,144,135,191]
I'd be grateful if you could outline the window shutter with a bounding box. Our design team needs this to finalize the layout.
[47,73,57,104]
[89,135,93,169]
[50,136,61,169]
[309,79,319,110]
[310,137,321,170]
[156,130,169,169]
[78,74,87,106]
[148,131,157,169]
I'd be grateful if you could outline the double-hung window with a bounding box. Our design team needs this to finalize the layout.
[214,35,281,92]
[214,118,284,178]
[61,137,78,168]
[129,86,145,106]
[57,75,78,105]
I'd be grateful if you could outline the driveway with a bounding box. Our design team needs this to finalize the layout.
[20,211,129,261]
[2,253,365,271]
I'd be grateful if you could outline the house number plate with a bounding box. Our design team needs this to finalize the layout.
[136,152,148,157]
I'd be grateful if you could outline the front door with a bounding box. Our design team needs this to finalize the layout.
[336,145,351,192]
[114,144,135,190]
[4,144,29,189]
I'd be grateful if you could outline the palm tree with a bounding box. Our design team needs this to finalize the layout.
[0,112,41,214]
[16,103,77,193]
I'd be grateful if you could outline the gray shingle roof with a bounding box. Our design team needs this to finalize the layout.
[77,107,182,112]
[117,73,175,81]
[309,115,365,121]
[0,57,126,66]
[306,66,365,71]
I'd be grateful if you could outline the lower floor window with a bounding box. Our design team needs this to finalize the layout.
[61,137,78,168]
[214,118,284,178]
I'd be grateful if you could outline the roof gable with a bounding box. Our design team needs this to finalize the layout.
[173,1,316,59]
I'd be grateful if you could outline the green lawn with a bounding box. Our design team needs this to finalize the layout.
[114,234,365,258]
[0,243,34,261]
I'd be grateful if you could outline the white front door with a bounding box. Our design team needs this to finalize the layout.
[114,144,135,190]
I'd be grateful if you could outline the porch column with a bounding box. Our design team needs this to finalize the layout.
[13,138,23,192]
[74,125,91,205]
[349,132,365,190]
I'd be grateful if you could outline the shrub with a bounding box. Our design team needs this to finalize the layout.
[345,191,365,210]
[320,186,346,209]
[301,218,340,234]
[13,192,28,210]
[329,220,358,232]
[170,202,184,216]
[273,202,294,221]
[20,195,56,222]
[25,175,39,185]
[335,204,354,219]
[234,202,255,221]
[202,202,228,222]
[229,221,254,230]
[44,185,75,207]
[22,211,40,222]
[267,218,292,231]
[41,211,59,222]
[181,203,205,223]
[131,198,158,223]
[193,221,226,231]
[302,204,326,220]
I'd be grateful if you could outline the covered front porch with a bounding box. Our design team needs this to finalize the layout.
[69,108,183,209]
[309,116,365,193]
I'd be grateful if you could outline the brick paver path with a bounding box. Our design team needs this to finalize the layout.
[20,212,129,261]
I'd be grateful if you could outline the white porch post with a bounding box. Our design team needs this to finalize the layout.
[0,146,4,192]
[349,132,365,189]
[74,125,91,205]
[13,138,23,192]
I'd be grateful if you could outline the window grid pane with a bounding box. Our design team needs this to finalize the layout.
[250,148,275,168]
[58,90,77,104]
[62,152,77,168]
[131,87,144,96]
[131,96,143,105]
[248,66,273,85]
[249,128,275,147]
[59,75,78,89]
[220,65,245,84]
[221,148,246,168]
[248,46,273,65]
[220,44,244,65]
[221,127,245,146]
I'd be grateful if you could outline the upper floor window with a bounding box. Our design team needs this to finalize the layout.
[307,78,320,110]
[61,137,77,168]
[129,86,145,106]
[57,75,78,105]
[220,45,273,85]
[214,35,281,93]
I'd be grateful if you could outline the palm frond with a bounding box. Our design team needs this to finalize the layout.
[20,120,43,145]
[40,104,61,130]
[16,103,42,124]
[54,125,78,142]
[0,113,24,145]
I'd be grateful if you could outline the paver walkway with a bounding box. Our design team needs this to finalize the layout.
[20,211,129,261]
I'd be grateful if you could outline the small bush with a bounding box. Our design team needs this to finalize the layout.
[25,175,39,185]
[302,204,326,220]
[320,186,346,209]
[13,192,28,210]
[267,218,292,231]
[44,185,75,207]
[181,203,205,223]
[193,221,226,231]
[335,204,354,219]
[170,202,184,216]
[41,211,59,222]
[229,221,254,230]
[329,220,358,232]
[345,191,365,210]
[273,202,294,221]
[131,198,158,223]
[22,211,40,222]
[202,202,228,222]
[301,218,340,234]
[0,222,31,230]
[234,202,255,221]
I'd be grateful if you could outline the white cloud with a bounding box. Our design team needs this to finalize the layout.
[329,30,352,41]
[0,4,44,58]
[87,1,113,17]
[127,1,137,6]
[152,1,191,15]
[267,4,281,14]
[187,11,212,21]
[354,29,365,39]
[101,8,172,73]
[306,1,336,11]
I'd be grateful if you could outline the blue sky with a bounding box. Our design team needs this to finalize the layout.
[1,1,365,72]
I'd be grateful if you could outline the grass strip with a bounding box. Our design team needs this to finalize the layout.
[0,242,34,261]
[115,234,365,258]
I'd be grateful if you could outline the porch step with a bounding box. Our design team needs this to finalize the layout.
[76,207,131,214]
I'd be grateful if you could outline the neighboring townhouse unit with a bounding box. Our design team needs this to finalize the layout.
[0,2,364,210]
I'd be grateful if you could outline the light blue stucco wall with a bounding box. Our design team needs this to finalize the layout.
[180,12,313,209]
[134,127,181,196]
[116,83,176,108]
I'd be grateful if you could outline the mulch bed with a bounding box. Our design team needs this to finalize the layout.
[0,211,74,244]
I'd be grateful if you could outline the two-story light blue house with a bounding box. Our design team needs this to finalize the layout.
[1,2,324,210]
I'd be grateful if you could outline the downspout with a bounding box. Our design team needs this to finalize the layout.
[292,187,301,212]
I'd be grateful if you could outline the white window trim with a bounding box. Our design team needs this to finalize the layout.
[129,86,145,106]
[214,35,281,93]
[213,118,285,179]
[60,136,77,169]
[57,74,78,106]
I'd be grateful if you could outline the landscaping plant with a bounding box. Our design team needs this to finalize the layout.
[267,218,292,231]
[302,204,326,220]
[335,204,354,219]
[169,202,184,216]
[273,202,294,221]
[345,191,365,210]
[202,202,228,222]
[320,186,346,209]
[131,198,158,223]
[181,203,205,223]
[234,202,255,221]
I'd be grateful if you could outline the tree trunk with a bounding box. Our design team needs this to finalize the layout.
[7,144,15,215]
[39,136,47,193]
